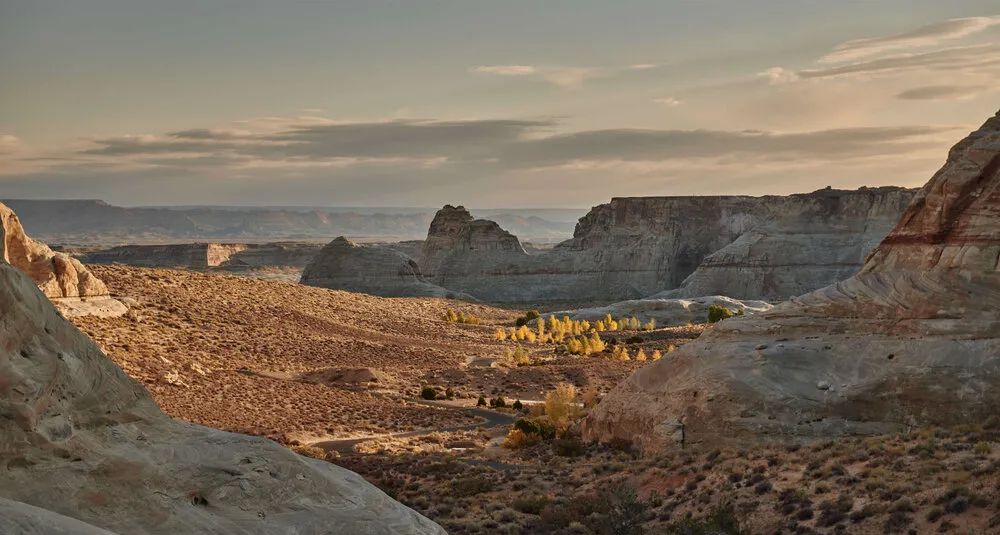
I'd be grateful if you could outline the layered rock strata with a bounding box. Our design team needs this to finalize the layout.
[301,236,472,299]
[583,111,1000,451]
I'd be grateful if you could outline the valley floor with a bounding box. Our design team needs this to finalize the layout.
[72,266,1000,534]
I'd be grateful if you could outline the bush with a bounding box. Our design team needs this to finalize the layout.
[512,399,523,411]
[670,503,746,534]
[512,494,550,515]
[444,387,455,400]
[514,418,556,439]
[476,395,487,407]
[490,396,507,408]
[595,481,649,535]
[502,428,541,449]
[544,383,580,432]
[420,386,437,400]
[451,475,493,497]
[553,437,585,457]
[707,304,734,323]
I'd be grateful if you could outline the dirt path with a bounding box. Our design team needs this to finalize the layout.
[312,400,517,454]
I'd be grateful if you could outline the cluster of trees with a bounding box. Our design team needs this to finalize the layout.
[444,309,482,325]
[503,383,580,449]
[562,332,607,355]
[500,346,532,367]
[497,313,656,346]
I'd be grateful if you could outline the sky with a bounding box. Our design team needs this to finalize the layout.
[1,1,998,208]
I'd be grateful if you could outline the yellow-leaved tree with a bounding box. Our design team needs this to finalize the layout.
[544,383,580,433]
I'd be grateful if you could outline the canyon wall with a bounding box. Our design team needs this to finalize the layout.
[414,187,914,303]
[81,242,323,270]
[583,110,1000,451]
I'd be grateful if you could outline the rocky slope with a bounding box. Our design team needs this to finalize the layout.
[0,251,443,533]
[411,188,913,303]
[557,295,773,327]
[0,201,126,317]
[583,110,1000,451]
[301,236,471,299]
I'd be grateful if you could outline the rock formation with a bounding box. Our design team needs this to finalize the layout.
[0,201,126,317]
[557,296,773,327]
[301,236,472,299]
[583,111,1000,451]
[412,189,913,303]
[82,242,322,270]
[662,187,914,300]
[0,250,443,533]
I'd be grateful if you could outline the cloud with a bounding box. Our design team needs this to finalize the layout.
[471,64,597,88]
[822,16,1000,63]
[470,65,537,76]
[0,134,21,155]
[652,97,681,106]
[896,84,993,100]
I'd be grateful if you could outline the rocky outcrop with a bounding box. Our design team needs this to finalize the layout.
[301,236,472,299]
[663,187,914,300]
[557,296,773,327]
[412,188,913,303]
[0,202,126,317]
[82,242,322,270]
[583,111,1000,451]
[0,253,444,533]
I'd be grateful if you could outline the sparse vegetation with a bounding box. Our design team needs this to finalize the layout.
[420,386,438,400]
[444,309,481,325]
[707,304,735,323]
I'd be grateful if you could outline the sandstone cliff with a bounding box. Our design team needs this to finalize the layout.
[301,236,472,299]
[415,188,913,303]
[0,250,444,534]
[0,202,126,317]
[583,111,1000,451]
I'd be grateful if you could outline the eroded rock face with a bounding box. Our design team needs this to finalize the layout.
[583,111,1000,452]
[0,260,444,534]
[414,189,912,303]
[82,242,322,270]
[302,236,472,299]
[0,202,126,317]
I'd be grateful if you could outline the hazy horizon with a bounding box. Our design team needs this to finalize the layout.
[2,1,999,207]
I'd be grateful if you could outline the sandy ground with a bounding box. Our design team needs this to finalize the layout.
[74,266,679,444]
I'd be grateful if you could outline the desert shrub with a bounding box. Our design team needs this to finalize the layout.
[974,441,992,455]
[494,328,508,341]
[707,304,734,323]
[544,383,580,432]
[650,350,662,361]
[643,318,656,331]
[502,428,541,449]
[490,396,507,408]
[515,309,541,327]
[512,399,523,411]
[514,418,557,439]
[444,387,455,400]
[670,503,746,534]
[420,386,437,400]
[500,346,532,367]
[444,309,481,325]
[610,345,631,361]
[512,494,550,515]
[594,481,649,535]
[451,475,493,497]
[635,349,648,362]
[477,395,487,407]
[553,437,585,457]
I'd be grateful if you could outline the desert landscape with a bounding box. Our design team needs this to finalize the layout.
[2,4,1000,534]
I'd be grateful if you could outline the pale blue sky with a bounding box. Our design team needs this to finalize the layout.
[1,1,998,206]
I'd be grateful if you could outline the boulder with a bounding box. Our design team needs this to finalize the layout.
[301,236,473,300]
[583,111,1000,451]
[0,255,444,533]
[0,201,126,317]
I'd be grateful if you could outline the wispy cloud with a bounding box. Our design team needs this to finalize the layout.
[470,64,597,88]
[895,84,994,100]
[821,15,1000,63]
[652,97,681,106]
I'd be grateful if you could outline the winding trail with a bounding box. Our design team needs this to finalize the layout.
[312,400,517,455]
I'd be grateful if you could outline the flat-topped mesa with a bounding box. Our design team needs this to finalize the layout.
[81,242,322,270]
[302,236,472,299]
[409,187,914,303]
[0,201,125,317]
[583,110,1000,451]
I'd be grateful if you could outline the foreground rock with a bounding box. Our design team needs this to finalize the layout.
[0,261,443,533]
[584,111,1000,451]
[0,201,126,317]
[301,236,472,299]
[557,295,772,327]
